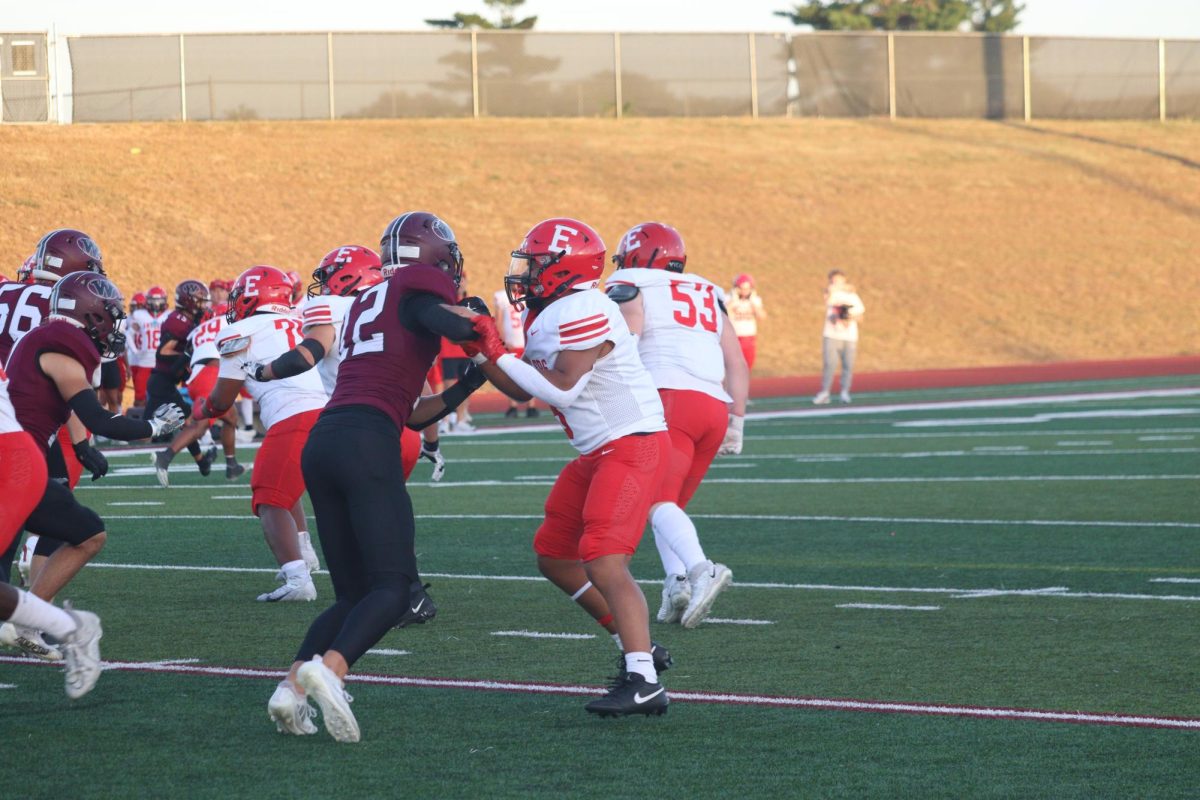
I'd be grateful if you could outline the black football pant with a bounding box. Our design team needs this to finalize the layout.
[296,406,416,668]
[145,372,201,456]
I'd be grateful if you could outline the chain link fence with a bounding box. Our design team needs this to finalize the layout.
[3,30,1198,123]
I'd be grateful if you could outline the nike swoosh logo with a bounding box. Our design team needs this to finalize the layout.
[600,449,615,456]
[411,599,425,614]
[634,687,664,704]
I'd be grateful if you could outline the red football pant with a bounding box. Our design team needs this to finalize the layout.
[186,363,220,429]
[400,426,420,480]
[0,431,48,552]
[738,336,757,370]
[534,431,670,563]
[251,409,321,516]
[131,365,151,405]
[655,389,728,509]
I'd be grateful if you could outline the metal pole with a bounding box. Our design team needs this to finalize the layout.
[179,34,187,121]
[0,41,5,125]
[1158,39,1167,122]
[327,31,335,120]
[470,31,480,119]
[613,32,623,119]
[886,33,896,120]
[44,34,52,123]
[748,33,759,119]
[1022,36,1031,123]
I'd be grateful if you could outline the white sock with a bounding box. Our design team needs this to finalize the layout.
[238,398,254,428]
[624,652,657,684]
[651,503,707,574]
[9,590,76,640]
[280,559,309,580]
[611,632,623,651]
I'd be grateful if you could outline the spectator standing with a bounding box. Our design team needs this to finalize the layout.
[726,273,766,370]
[814,270,865,405]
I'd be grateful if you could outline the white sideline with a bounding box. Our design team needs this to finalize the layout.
[1,655,1195,730]
[79,562,1200,604]
[490,631,596,640]
[704,618,776,625]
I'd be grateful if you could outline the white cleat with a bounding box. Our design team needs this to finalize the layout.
[61,602,103,699]
[0,621,64,661]
[812,392,831,405]
[681,563,733,629]
[296,655,360,743]
[154,449,172,489]
[268,681,318,735]
[840,391,852,404]
[656,574,691,624]
[256,574,317,603]
[298,532,321,573]
[16,535,38,586]
[420,444,446,482]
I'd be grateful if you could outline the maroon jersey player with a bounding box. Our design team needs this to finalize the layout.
[268,212,489,743]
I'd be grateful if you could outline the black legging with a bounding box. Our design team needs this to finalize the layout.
[295,405,416,667]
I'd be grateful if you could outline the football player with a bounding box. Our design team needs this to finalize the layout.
[0,361,104,699]
[267,212,488,742]
[191,266,326,601]
[6,272,184,654]
[148,280,217,485]
[469,218,672,718]
[492,286,539,418]
[606,222,748,628]
[128,285,168,408]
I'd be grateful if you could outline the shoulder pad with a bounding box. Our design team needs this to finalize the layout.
[605,283,640,304]
[217,336,250,356]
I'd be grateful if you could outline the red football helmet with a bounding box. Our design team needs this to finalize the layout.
[49,272,127,358]
[16,255,35,283]
[612,222,687,273]
[227,266,294,324]
[380,211,464,287]
[31,229,105,285]
[175,279,211,321]
[505,218,605,310]
[130,292,147,312]
[310,245,384,298]
[146,285,168,313]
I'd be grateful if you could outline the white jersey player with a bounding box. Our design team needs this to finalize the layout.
[473,218,671,718]
[128,288,168,405]
[605,222,750,629]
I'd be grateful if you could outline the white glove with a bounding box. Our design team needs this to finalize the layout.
[243,361,270,382]
[718,414,744,456]
[149,403,186,439]
[420,442,447,482]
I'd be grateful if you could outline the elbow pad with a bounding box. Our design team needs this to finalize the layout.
[495,353,592,409]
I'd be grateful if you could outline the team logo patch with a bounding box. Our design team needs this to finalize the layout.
[431,218,455,241]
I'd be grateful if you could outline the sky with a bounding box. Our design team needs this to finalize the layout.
[3,0,1199,40]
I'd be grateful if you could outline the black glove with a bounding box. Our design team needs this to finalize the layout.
[460,296,491,317]
[73,440,110,482]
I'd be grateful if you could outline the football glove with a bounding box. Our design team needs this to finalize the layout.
[459,295,491,317]
[420,441,447,482]
[73,440,109,482]
[149,403,186,438]
[471,315,508,363]
[244,361,270,382]
[718,414,744,456]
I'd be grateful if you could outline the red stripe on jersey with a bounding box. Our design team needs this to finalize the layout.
[560,326,610,345]
[303,307,333,322]
[559,313,606,334]
[559,317,608,339]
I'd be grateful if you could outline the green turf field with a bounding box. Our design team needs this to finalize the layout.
[2,378,1198,799]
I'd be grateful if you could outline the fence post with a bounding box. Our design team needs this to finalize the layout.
[1158,39,1167,122]
[179,34,187,121]
[886,33,896,120]
[44,34,53,123]
[1022,35,1031,123]
[748,32,759,119]
[613,32,623,119]
[471,31,480,119]
[327,32,335,120]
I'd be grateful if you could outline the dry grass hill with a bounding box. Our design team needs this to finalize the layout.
[1,118,1197,376]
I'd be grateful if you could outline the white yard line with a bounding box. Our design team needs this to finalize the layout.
[750,427,1200,442]
[106,501,165,506]
[703,618,775,625]
[896,409,1196,428]
[1138,435,1195,442]
[1149,578,1200,584]
[490,631,597,640]
[366,649,411,656]
[1055,441,1112,447]
[837,603,941,611]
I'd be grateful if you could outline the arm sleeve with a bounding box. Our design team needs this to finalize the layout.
[68,389,153,441]
[405,364,488,430]
[400,292,478,341]
[268,339,325,379]
[494,353,593,409]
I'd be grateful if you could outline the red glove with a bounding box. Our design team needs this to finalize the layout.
[471,315,508,362]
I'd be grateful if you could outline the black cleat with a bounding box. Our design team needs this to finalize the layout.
[196,446,217,477]
[525,407,540,418]
[226,460,246,480]
[395,583,438,629]
[586,671,669,718]
[505,407,518,418]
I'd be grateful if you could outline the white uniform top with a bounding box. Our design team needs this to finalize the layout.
[298,294,354,396]
[823,288,865,342]
[128,309,168,368]
[522,288,665,455]
[726,292,763,338]
[0,367,21,434]
[216,312,327,429]
[187,314,227,382]
[493,289,525,351]
[606,268,732,404]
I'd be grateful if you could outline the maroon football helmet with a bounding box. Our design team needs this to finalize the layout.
[227,266,294,324]
[505,218,605,310]
[612,222,687,273]
[31,229,105,285]
[175,279,211,321]
[379,212,464,287]
[310,245,384,298]
[49,272,127,358]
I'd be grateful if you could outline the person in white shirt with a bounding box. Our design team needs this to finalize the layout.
[726,273,766,370]
[606,221,750,629]
[492,288,539,419]
[470,218,671,718]
[814,269,866,405]
[127,286,168,407]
